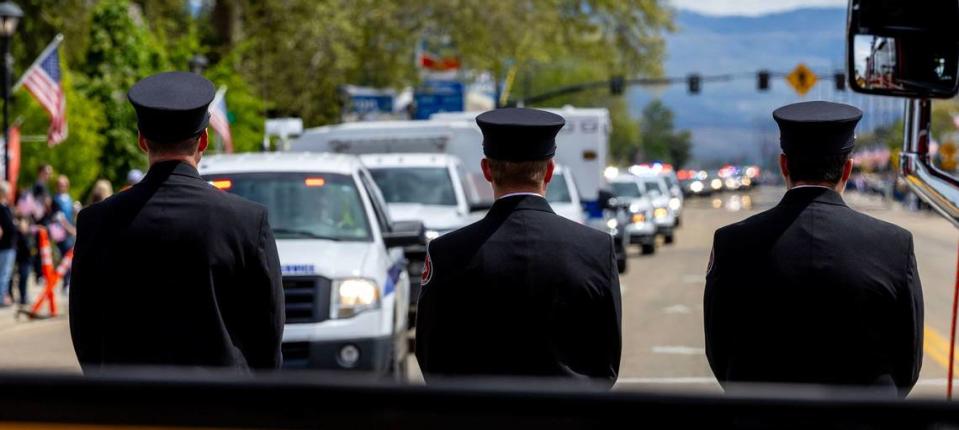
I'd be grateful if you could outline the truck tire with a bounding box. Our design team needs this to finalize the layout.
[641,243,656,255]
[664,233,675,245]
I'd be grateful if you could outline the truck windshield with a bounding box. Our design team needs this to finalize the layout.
[546,173,572,203]
[203,172,371,241]
[611,182,643,198]
[643,180,664,197]
[369,167,457,206]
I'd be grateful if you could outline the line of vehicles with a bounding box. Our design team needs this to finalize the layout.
[676,164,761,197]
[195,107,697,378]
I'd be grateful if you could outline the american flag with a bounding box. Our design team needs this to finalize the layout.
[23,44,67,146]
[209,87,233,153]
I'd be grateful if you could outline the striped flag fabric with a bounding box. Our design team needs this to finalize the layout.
[22,44,67,146]
[209,87,233,153]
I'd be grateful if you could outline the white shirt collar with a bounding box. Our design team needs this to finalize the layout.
[497,192,544,200]
[790,185,833,190]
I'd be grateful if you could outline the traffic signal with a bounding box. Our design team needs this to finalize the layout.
[834,72,846,91]
[757,70,770,91]
[609,76,625,95]
[688,74,701,94]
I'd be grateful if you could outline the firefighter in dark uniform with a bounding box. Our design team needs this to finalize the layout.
[70,72,284,371]
[415,108,622,388]
[704,101,923,396]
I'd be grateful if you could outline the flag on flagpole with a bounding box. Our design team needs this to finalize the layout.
[21,37,67,146]
[209,87,233,153]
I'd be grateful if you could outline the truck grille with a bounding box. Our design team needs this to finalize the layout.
[282,276,332,324]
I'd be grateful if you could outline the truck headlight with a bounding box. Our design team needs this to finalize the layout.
[668,197,681,210]
[425,229,441,241]
[690,181,704,193]
[654,207,668,219]
[631,213,646,224]
[629,202,641,213]
[606,218,619,229]
[331,278,380,319]
[711,178,723,190]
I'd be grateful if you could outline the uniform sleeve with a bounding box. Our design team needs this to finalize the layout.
[602,235,623,387]
[894,234,923,395]
[415,243,437,379]
[69,208,101,370]
[703,231,728,386]
[239,208,285,369]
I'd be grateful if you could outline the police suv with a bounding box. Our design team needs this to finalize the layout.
[546,164,585,224]
[360,153,482,316]
[629,169,678,244]
[199,152,423,378]
[609,174,658,255]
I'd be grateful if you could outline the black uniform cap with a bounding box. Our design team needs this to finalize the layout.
[476,108,566,161]
[773,101,863,156]
[128,71,215,143]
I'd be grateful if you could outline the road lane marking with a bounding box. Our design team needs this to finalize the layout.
[617,377,952,386]
[924,325,959,373]
[652,346,706,355]
[663,304,691,314]
[617,377,717,384]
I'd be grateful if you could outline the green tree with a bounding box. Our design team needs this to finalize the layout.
[80,0,168,185]
[639,99,691,167]
[207,0,673,126]
[204,50,265,153]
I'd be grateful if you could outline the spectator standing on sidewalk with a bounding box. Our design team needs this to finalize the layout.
[51,175,76,292]
[86,180,113,205]
[0,182,18,307]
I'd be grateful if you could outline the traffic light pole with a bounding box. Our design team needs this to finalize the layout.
[508,70,844,106]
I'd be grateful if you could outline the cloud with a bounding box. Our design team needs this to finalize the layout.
[670,0,846,17]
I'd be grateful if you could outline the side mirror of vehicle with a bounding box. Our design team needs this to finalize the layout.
[469,201,494,213]
[383,220,426,248]
[847,0,959,98]
[598,189,616,210]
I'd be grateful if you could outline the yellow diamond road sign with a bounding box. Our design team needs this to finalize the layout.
[786,63,817,96]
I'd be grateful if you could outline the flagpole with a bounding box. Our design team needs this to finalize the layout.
[12,33,62,93]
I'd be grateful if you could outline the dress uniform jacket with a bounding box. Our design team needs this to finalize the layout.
[70,160,284,371]
[704,187,923,395]
[415,194,622,387]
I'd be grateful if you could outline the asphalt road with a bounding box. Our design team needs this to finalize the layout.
[2,185,959,399]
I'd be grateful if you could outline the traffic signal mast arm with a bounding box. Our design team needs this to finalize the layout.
[508,69,847,106]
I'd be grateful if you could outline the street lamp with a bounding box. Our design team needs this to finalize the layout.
[0,1,20,183]
[189,54,208,74]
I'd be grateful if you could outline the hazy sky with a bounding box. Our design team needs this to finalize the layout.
[670,0,846,16]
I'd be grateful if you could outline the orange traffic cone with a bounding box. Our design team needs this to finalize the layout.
[19,227,65,319]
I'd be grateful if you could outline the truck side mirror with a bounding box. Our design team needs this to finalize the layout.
[384,220,426,248]
[846,0,959,99]
[848,1,959,228]
[598,189,616,210]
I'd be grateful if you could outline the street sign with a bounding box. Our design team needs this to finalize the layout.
[786,64,817,96]
[414,80,464,120]
[942,141,957,170]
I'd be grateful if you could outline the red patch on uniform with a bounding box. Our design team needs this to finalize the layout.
[421,251,433,286]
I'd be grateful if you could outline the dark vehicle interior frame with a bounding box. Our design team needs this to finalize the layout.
[11,1,959,428]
